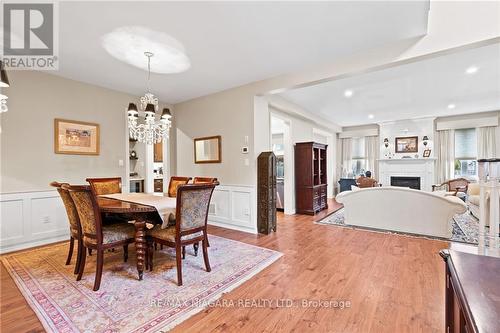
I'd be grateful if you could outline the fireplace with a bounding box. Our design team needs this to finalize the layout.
[391,176,421,190]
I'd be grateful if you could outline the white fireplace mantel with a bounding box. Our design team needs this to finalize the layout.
[378,158,435,191]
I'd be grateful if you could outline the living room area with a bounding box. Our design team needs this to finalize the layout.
[269,41,499,248]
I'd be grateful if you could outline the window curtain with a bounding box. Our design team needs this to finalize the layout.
[365,136,379,179]
[477,126,497,159]
[338,138,352,178]
[435,129,455,184]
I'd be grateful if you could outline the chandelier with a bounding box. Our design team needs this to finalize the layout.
[127,52,171,145]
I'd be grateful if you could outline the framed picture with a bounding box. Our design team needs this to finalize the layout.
[395,136,418,153]
[423,149,431,158]
[194,135,221,163]
[54,119,100,155]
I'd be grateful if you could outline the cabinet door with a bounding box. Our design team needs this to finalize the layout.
[154,142,163,162]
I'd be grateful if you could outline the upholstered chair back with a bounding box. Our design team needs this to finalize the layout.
[448,178,469,193]
[65,185,101,245]
[176,183,218,232]
[192,177,218,184]
[86,177,122,195]
[357,176,378,188]
[50,182,81,238]
[168,176,192,197]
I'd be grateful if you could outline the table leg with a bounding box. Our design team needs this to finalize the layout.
[134,221,146,280]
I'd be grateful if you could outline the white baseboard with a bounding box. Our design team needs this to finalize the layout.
[0,235,69,254]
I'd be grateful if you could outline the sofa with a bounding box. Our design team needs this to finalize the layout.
[336,187,467,239]
[467,183,490,225]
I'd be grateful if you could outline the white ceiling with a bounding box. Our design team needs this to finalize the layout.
[54,1,429,104]
[280,43,500,127]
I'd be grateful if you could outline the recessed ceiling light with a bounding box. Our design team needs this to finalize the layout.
[101,26,190,74]
[344,90,353,98]
[447,104,456,109]
[465,66,479,74]
[368,114,374,119]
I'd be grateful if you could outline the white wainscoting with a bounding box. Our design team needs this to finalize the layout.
[1,190,69,254]
[0,185,257,253]
[208,184,257,234]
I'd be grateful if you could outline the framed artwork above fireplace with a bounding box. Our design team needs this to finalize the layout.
[395,136,418,153]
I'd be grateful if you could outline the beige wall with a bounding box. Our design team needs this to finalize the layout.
[171,86,255,185]
[0,71,138,193]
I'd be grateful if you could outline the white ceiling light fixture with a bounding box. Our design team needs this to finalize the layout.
[465,66,479,74]
[368,114,374,119]
[344,89,354,98]
[447,104,456,109]
[101,26,190,73]
[127,52,172,145]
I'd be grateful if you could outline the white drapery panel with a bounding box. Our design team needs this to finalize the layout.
[435,129,455,184]
[338,138,352,178]
[477,126,497,159]
[365,136,379,179]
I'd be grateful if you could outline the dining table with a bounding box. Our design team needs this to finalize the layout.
[97,194,176,280]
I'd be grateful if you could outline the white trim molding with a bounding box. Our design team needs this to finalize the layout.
[1,190,69,254]
[208,184,257,234]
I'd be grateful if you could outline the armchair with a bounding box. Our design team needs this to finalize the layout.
[432,178,470,199]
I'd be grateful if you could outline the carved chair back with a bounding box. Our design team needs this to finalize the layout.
[192,177,218,184]
[50,181,82,239]
[167,176,192,197]
[86,177,122,196]
[63,184,104,246]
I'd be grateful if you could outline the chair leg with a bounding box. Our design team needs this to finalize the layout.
[160,244,163,250]
[182,246,186,259]
[66,237,74,265]
[77,246,87,281]
[123,244,128,262]
[148,241,154,271]
[202,238,211,272]
[176,245,183,286]
[193,242,199,257]
[206,237,210,247]
[93,249,104,291]
[74,238,83,275]
[154,242,157,251]
[88,248,92,256]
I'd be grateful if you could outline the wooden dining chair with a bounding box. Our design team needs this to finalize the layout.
[86,177,122,195]
[64,184,135,291]
[167,176,192,198]
[192,177,218,184]
[50,181,83,274]
[146,182,218,286]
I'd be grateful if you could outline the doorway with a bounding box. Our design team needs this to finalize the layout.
[270,114,292,214]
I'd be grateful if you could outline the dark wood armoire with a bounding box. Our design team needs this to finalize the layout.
[295,142,328,215]
[257,152,277,234]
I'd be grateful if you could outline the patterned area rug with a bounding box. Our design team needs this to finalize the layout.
[1,235,282,332]
[316,208,479,244]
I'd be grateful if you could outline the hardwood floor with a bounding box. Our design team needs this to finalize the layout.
[1,199,459,332]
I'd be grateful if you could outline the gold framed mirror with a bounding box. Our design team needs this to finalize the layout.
[194,135,221,163]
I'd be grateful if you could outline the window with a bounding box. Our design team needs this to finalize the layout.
[351,137,366,177]
[454,128,477,178]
